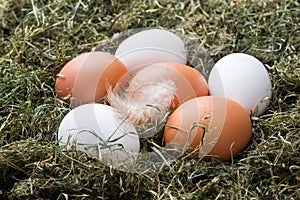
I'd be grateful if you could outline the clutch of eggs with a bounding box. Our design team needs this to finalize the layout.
[55,28,273,164]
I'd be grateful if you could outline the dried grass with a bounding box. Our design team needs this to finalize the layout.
[0,0,299,199]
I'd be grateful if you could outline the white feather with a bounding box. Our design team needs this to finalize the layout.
[107,79,177,128]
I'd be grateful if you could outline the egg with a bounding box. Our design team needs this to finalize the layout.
[164,96,252,161]
[208,53,272,116]
[57,103,140,166]
[55,51,127,107]
[128,62,209,107]
[115,29,187,73]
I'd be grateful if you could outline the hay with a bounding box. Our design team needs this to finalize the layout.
[0,0,299,199]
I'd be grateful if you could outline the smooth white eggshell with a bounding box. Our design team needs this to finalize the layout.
[57,104,140,164]
[208,53,272,116]
[115,29,187,73]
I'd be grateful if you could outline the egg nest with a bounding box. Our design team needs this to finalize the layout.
[0,0,299,199]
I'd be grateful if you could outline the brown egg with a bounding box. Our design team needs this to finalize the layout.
[128,62,209,108]
[164,96,252,161]
[55,51,127,107]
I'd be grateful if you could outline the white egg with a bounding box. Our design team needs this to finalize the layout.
[115,28,187,73]
[208,53,272,116]
[57,104,140,165]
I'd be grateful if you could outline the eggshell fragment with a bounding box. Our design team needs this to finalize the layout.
[128,62,209,108]
[208,53,272,116]
[57,103,140,165]
[164,96,252,161]
[55,51,127,107]
[115,29,187,73]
